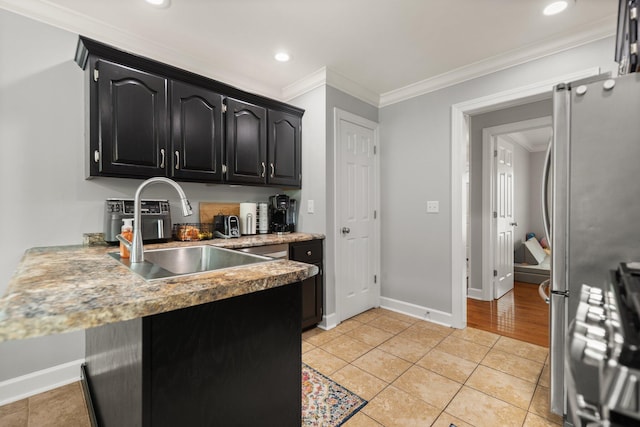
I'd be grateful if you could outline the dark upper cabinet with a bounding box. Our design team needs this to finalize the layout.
[290,239,324,329]
[170,81,224,182]
[93,60,168,178]
[225,99,268,184]
[268,110,302,188]
[76,36,303,187]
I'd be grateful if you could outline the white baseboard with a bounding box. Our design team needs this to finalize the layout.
[317,312,338,330]
[0,359,84,406]
[380,296,455,328]
[467,288,485,300]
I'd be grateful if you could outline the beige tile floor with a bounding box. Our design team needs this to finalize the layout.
[303,308,562,427]
[0,307,562,427]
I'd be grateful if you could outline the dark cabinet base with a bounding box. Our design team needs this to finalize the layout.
[84,284,302,427]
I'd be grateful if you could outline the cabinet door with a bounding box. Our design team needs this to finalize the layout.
[268,110,302,188]
[290,240,324,329]
[301,262,323,330]
[170,81,224,182]
[225,98,267,184]
[96,60,168,177]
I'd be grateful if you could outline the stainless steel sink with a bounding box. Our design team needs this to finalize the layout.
[109,245,275,281]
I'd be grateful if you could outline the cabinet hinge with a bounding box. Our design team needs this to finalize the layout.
[493,269,498,277]
[493,211,497,219]
[494,149,498,157]
[222,164,227,174]
[374,210,377,219]
[222,104,227,113]
[374,275,377,284]
[373,145,377,155]
[93,68,99,82]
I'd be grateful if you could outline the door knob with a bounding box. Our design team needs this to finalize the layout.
[341,227,351,234]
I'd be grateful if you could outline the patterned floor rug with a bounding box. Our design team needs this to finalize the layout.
[302,363,367,426]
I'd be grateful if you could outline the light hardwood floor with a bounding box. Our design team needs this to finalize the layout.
[467,282,549,348]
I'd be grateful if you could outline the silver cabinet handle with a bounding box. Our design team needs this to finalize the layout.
[160,148,165,168]
[270,163,275,178]
[538,279,550,304]
[175,151,180,170]
[306,250,312,256]
[261,162,266,178]
[94,150,100,163]
[510,222,518,226]
[341,227,351,234]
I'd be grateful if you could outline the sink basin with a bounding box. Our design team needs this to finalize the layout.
[109,245,275,281]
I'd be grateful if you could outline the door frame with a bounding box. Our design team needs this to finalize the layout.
[478,117,552,301]
[333,107,381,323]
[450,67,600,328]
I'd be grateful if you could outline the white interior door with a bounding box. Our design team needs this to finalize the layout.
[336,111,378,321]
[494,138,515,299]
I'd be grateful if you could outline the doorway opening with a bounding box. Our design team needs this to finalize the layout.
[449,67,601,335]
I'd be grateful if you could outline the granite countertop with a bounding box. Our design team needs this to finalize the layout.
[0,232,324,343]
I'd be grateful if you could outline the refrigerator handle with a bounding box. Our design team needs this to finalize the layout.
[542,138,552,247]
[538,279,550,304]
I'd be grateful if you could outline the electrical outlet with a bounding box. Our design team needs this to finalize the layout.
[307,199,315,214]
[427,200,439,213]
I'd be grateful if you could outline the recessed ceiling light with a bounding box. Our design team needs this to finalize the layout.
[145,0,171,8]
[274,52,290,62]
[543,1,568,16]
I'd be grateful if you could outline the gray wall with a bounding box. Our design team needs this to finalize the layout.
[529,150,547,241]
[510,137,532,247]
[0,9,283,382]
[468,100,552,293]
[379,36,615,314]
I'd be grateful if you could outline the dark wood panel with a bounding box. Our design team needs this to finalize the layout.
[76,36,304,117]
[225,98,267,184]
[149,284,301,427]
[268,110,301,187]
[170,80,224,181]
[96,59,167,178]
[467,282,549,347]
[85,317,146,427]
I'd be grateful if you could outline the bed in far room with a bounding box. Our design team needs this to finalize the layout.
[514,237,551,284]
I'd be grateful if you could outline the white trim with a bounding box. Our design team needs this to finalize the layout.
[282,67,328,102]
[450,67,602,329]
[380,297,452,328]
[0,359,84,406]
[333,108,381,324]
[282,67,380,107]
[379,20,614,107]
[466,288,484,300]
[317,312,339,330]
[481,130,497,302]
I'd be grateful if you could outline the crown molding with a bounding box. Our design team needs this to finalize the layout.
[379,17,616,107]
[282,66,379,107]
[281,67,328,101]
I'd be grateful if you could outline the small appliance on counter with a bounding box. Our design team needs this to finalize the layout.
[104,199,171,244]
[239,202,257,235]
[257,202,270,234]
[213,215,240,239]
[269,194,296,234]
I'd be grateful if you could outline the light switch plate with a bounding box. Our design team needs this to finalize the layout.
[427,200,439,213]
[307,199,315,214]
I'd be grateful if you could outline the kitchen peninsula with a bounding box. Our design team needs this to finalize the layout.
[0,233,321,426]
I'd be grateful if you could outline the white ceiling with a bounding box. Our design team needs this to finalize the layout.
[505,127,553,152]
[0,0,618,105]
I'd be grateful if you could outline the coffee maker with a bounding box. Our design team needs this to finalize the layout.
[269,194,297,234]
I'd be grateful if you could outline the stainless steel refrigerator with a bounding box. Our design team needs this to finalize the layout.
[545,72,640,425]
